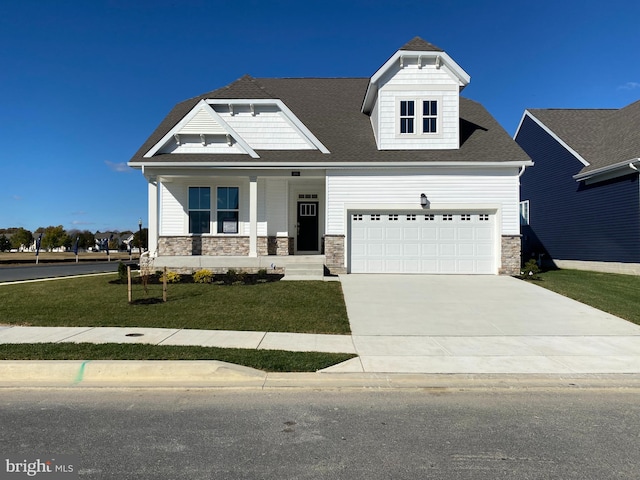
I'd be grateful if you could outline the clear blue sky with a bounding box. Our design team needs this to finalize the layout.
[1,0,639,233]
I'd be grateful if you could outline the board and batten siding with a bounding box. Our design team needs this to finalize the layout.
[326,168,521,236]
[517,115,640,263]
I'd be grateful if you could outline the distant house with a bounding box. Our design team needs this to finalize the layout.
[128,37,531,275]
[515,100,640,274]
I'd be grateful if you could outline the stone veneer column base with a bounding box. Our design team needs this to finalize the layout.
[324,235,346,274]
[500,235,521,276]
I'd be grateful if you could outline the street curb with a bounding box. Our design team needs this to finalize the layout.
[2,361,640,390]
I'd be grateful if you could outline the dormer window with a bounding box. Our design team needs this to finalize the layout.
[422,100,438,133]
[400,100,415,133]
[397,97,441,137]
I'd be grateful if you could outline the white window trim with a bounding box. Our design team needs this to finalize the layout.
[396,96,443,138]
[520,200,530,226]
[216,186,241,235]
[187,186,212,235]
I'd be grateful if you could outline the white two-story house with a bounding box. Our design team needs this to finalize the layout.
[128,37,531,276]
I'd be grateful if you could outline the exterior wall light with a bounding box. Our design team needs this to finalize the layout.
[420,193,429,207]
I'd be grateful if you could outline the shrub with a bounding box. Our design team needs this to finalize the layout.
[161,270,181,284]
[193,269,214,284]
[520,259,541,280]
[117,262,128,282]
[223,268,246,285]
[257,268,268,279]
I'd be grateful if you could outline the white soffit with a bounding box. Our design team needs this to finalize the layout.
[362,50,471,114]
[144,100,259,159]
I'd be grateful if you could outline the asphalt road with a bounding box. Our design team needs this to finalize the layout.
[0,262,120,282]
[0,388,638,479]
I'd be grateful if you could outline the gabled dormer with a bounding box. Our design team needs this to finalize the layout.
[362,37,471,151]
[143,75,330,159]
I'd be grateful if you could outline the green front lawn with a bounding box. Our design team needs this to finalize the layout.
[0,275,351,334]
[0,343,355,372]
[532,269,640,325]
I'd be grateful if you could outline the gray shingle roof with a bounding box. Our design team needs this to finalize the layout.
[528,99,640,173]
[130,37,530,166]
[400,37,444,52]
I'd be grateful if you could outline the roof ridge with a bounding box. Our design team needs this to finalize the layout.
[400,36,443,52]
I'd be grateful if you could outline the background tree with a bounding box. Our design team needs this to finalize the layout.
[40,225,68,251]
[9,228,33,250]
[133,228,148,252]
[0,235,10,252]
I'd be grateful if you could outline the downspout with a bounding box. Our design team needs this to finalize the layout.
[518,165,527,177]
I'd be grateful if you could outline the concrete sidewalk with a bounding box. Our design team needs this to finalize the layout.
[0,326,355,354]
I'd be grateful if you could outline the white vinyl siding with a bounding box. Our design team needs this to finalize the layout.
[326,168,521,236]
[159,182,187,235]
[265,179,288,235]
[159,177,282,237]
[373,58,460,150]
[217,104,314,150]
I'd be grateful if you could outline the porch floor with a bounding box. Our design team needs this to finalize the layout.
[150,255,326,278]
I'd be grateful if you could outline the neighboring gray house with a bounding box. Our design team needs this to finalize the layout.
[129,37,531,276]
[515,100,640,274]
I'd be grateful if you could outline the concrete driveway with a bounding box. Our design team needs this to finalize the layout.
[329,275,640,374]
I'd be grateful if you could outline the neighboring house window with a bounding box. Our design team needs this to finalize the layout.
[217,187,239,234]
[398,98,439,135]
[520,200,530,226]
[189,187,211,234]
[399,100,415,133]
[422,100,438,133]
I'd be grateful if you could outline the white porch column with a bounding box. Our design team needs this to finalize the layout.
[249,176,258,257]
[147,177,158,256]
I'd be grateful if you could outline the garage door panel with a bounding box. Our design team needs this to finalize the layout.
[475,227,493,241]
[350,212,496,274]
[440,228,456,240]
[421,228,438,240]
[385,244,402,256]
[403,243,420,256]
[404,227,420,241]
[367,227,384,241]
[386,228,402,241]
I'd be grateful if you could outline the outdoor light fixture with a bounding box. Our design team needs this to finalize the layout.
[420,193,428,207]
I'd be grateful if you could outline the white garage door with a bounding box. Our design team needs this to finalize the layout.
[349,212,496,274]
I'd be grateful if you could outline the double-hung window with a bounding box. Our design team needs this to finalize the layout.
[422,100,438,133]
[189,187,211,234]
[399,100,415,134]
[398,98,439,135]
[217,187,239,234]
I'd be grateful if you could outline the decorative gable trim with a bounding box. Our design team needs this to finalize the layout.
[362,49,470,115]
[514,110,590,167]
[144,100,259,159]
[206,99,330,154]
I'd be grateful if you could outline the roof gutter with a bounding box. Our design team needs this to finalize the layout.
[128,160,533,170]
[573,158,640,182]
